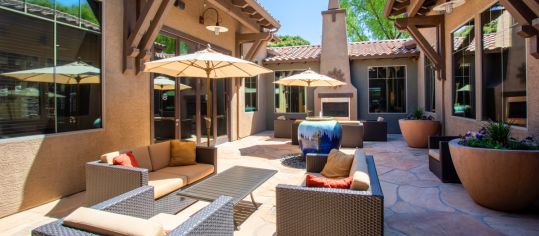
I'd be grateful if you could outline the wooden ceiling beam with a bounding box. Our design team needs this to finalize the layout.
[384,0,396,17]
[516,24,538,38]
[231,0,248,8]
[407,25,442,69]
[236,32,271,43]
[523,0,539,16]
[407,0,426,17]
[499,0,536,25]
[126,0,161,59]
[395,15,443,29]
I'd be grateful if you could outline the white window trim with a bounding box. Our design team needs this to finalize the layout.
[367,65,408,115]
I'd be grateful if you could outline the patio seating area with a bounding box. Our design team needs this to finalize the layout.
[1,131,538,235]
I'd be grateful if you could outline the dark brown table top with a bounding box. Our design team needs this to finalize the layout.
[178,166,277,205]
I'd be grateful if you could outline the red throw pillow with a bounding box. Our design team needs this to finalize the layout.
[306,174,352,189]
[112,151,140,168]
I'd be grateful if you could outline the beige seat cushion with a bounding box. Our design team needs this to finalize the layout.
[63,207,164,236]
[148,171,187,199]
[159,164,214,184]
[349,150,370,191]
[149,213,189,233]
[321,149,355,178]
[149,141,171,170]
[169,140,197,167]
[429,149,440,161]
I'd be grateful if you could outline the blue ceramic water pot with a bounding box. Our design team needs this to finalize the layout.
[298,120,342,157]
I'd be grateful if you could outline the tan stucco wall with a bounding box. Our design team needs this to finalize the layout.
[0,0,268,218]
[0,1,151,218]
[437,0,539,138]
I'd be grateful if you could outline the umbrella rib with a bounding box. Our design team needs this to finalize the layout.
[175,60,200,77]
[229,62,254,77]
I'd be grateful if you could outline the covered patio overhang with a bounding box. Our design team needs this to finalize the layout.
[384,0,539,60]
[122,0,281,74]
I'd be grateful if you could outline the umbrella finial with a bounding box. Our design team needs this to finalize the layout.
[207,44,212,49]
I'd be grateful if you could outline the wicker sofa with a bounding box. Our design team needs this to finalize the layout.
[32,186,234,236]
[428,136,460,183]
[362,120,387,141]
[276,150,384,236]
[86,141,216,214]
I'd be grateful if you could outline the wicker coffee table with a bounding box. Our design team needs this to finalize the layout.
[178,166,277,229]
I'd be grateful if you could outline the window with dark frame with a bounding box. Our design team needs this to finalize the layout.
[244,76,257,112]
[424,57,436,112]
[0,1,102,139]
[452,19,476,119]
[274,70,306,113]
[481,3,527,127]
[368,66,406,113]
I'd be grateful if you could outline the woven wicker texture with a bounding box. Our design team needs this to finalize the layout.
[32,187,234,236]
[276,155,384,236]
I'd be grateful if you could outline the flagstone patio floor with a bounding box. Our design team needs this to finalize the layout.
[1,131,538,235]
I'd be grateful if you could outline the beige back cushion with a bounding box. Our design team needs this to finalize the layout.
[320,149,354,178]
[129,146,153,171]
[149,141,171,170]
[63,207,164,236]
[349,150,371,191]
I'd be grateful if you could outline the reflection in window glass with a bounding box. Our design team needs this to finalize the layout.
[274,71,305,113]
[245,76,257,112]
[452,20,476,118]
[56,0,80,26]
[0,3,102,139]
[27,0,55,19]
[368,66,406,113]
[481,3,527,126]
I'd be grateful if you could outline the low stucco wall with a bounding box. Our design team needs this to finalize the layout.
[350,58,418,133]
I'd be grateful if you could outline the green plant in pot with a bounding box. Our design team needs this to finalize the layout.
[449,121,539,211]
[399,109,440,148]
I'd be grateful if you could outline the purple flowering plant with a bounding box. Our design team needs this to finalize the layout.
[405,109,434,120]
[459,121,538,150]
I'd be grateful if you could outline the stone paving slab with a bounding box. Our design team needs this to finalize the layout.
[1,131,538,236]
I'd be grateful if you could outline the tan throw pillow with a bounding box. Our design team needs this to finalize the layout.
[321,149,354,178]
[169,140,197,166]
[63,207,165,236]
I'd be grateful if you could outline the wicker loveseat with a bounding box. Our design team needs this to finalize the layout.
[32,186,234,236]
[276,150,384,236]
[86,141,216,214]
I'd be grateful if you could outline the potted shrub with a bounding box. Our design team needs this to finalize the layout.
[449,121,539,211]
[399,109,440,148]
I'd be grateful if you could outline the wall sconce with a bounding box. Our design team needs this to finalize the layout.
[199,7,229,36]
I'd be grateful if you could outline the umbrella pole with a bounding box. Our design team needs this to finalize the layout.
[205,75,212,147]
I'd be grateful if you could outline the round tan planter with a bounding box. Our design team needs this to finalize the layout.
[398,119,440,148]
[449,140,539,211]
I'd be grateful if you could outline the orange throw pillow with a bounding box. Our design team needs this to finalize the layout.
[305,174,352,189]
[112,152,140,168]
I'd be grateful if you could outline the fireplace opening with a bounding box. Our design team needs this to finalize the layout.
[321,97,350,118]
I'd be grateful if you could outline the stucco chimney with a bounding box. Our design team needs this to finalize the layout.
[314,0,358,120]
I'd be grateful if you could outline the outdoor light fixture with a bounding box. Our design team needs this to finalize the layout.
[433,0,465,14]
[199,7,229,36]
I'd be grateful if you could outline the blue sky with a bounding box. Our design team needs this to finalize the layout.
[258,0,327,45]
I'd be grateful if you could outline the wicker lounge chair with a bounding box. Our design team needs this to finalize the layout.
[276,151,384,236]
[32,186,234,236]
[428,136,461,183]
[362,120,387,141]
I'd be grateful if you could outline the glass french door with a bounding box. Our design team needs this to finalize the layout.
[152,32,230,145]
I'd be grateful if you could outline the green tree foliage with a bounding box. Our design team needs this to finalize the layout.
[341,0,406,41]
[27,0,99,24]
[268,35,310,47]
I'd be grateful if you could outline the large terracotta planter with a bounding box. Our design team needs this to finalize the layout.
[398,119,440,148]
[449,140,539,211]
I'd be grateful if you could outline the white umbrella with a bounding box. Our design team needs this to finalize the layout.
[153,76,191,91]
[273,69,346,116]
[1,61,100,84]
[144,45,272,146]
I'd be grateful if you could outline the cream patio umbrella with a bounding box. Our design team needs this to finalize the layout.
[273,69,346,116]
[153,76,192,91]
[144,45,273,146]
